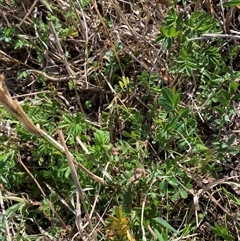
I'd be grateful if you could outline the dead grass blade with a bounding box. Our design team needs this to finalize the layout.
[58,130,98,241]
[0,74,42,136]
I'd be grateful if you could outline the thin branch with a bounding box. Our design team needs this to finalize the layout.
[58,130,98,241]
[0,74,42,136]
[49,21,74,76]
[188,33,240,41]
[18,0,39,27]
[90,0,124,76]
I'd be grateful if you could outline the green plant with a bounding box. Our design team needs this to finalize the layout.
[211,223,235,240]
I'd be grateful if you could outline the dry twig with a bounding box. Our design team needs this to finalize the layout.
[58,130,98,241]
[0,74,42,136]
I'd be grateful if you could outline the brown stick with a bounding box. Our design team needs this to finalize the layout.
[0,74,42,136]
[58,130,98,241]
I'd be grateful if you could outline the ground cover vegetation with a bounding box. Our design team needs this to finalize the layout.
[0,0,240,240]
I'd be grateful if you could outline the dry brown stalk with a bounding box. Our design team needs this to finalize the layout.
[0,74,42,136]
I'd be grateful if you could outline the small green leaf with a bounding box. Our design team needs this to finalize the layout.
[160,27,169,37]
[166,177,178,186]
[154,229,166,241]
[122,131,132,138]
[119,81,124,89]
[215,106,225,115]
[5,27,12,37]
[172,92,180,109]
[172,191,180,201]
[130,131,136,139]
[230,81,238,94]
[223,0,240,7]
[179,108,189,117]
[123,76,130,86]
[176,13,183,26]
[232,93,240,100]
[179,188,188,199]
[169,26,180,37]
[159,88,175,110]
[153,217,179,234]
